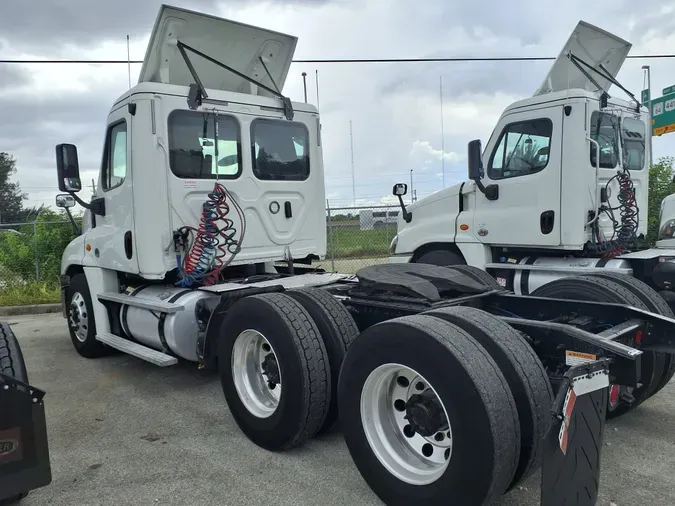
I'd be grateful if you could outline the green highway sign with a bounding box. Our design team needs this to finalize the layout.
[642,89,650,105]
[663,85,675,96]
[651,93,675,136]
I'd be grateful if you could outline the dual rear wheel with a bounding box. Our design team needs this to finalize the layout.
[219,269,554,505]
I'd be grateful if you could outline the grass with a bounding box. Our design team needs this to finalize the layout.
[0,227,393,305]
[0,281,61,307]
[328,227,396,259]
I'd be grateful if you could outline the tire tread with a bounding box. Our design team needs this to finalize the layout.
[255,293,331,448]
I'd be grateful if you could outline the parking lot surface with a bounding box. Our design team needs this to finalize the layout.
[7,313,675,505]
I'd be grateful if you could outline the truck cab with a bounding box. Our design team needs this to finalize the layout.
[390,20,675,301]
[55,5,326,349]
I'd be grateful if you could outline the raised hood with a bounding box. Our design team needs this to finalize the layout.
[534,21,631,96]
[138,4,298,97]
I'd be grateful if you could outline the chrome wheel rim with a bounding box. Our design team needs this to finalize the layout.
[360,363,452,485]
[68,292,89,343]
[231,330,282,418]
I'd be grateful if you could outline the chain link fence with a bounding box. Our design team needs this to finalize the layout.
[0,205,400,290]
[318,205,399,274]
[0,219,82,289]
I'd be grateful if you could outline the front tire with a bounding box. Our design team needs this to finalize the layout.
[338,315,520,506]
[415,249,465,267]
[65,274,107,359]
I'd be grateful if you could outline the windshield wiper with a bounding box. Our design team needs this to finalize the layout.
[567,52,640,112]
[176,40,294,120]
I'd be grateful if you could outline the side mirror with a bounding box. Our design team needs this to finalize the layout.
[467,139,484,180]
[56,143,82,193]
[55,194,76,208]
[392,183,408,196]
[392,183,412,223]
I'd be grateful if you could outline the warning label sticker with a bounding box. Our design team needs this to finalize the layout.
[565,350,597,366]
[183,179,199,189]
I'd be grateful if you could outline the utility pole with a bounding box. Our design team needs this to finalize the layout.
[440,76,445,188]
[350,120,356,206]
[127,35,132,89]
[642,65,653,168]
[410,169,414,205]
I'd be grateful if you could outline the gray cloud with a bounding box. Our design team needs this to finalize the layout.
[0,65,31,90]
[2,0,675,209]
[0,0,331,51]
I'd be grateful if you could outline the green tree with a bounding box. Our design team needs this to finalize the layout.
[647,156,675,245]
[0,153,27,224]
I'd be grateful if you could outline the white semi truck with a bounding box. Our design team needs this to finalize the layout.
[390,20,675,419]
[50,6,675,505]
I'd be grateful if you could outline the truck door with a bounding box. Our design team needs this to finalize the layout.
[472,106,562,247]
[85,105,139,274]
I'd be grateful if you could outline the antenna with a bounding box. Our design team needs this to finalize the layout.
[302,72,308,103]
[350,120,356,205]
[127,35,131,89]
[315,70,321,110]
[440,76,445,188]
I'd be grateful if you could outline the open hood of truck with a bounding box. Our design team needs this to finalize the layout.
[534,21,631,96]
[138,4,298,97]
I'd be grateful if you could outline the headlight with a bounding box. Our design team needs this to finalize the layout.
[659,220,675,240]
[390,235,399,254]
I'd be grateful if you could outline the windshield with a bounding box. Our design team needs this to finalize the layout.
[589,111,619,169]
[621,117,646,171]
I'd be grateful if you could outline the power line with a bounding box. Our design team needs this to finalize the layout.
[1,54,675,65]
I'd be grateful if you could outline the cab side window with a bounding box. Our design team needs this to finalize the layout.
[488,119,553,180]
[102,121,128,191]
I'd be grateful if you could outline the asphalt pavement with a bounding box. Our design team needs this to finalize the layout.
[6,313,675,506]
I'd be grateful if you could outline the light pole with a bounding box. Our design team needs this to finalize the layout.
[642,65,653,168]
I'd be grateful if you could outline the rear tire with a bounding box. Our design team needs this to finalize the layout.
[0,323,30,503]
[422,306,552,489]
[285,288,360,434]
[415,249,465,267]
[218,293,330,451]
[577,272,675,399]
[338,315,520,506]
[531,276,664,418]
[65,274,107,359]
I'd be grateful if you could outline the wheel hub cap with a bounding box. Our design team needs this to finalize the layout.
[360,363,453,486]
[231,330,282,419]
[68,292,89,343]
[405,391,448,437]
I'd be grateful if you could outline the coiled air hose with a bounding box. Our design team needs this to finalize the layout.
[175,182,246,287]
[587,167,639,258]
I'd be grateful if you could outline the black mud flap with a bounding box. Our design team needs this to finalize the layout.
[541,360,609,506]
[0,374,51,501]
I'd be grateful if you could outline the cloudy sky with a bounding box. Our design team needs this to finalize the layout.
[1,0,675,216]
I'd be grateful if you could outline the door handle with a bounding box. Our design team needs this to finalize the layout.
[284,201,292,218]
[540,210,554,235]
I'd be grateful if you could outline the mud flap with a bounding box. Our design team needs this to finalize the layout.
[0,374,51,501]
[541,360,609,506]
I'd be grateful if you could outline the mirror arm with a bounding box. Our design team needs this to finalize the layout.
[397,195,412,223]
[472,178,500,201]
[68,192,106,216]
[64,207,82,236]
